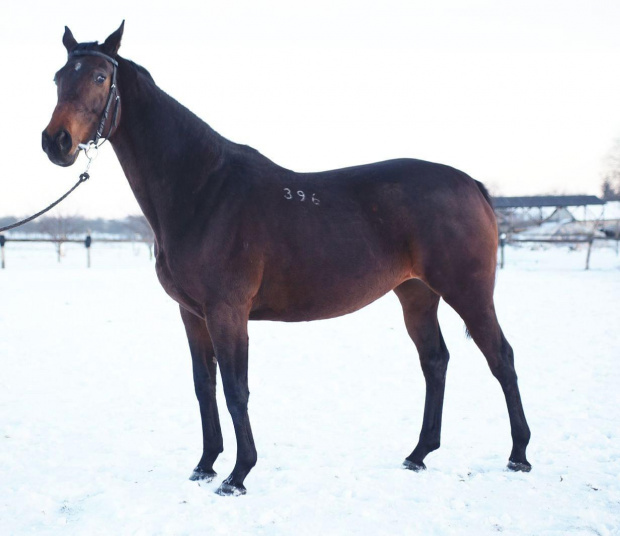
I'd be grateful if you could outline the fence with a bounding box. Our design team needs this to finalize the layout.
[2,233,618,271]
[498,234,619,270]
[0,234,153,269]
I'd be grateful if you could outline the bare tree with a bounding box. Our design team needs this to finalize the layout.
[38,211,82,262]
[601,138,620,200]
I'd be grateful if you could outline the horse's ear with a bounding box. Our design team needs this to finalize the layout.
[102,20,125,56]
[63,26,78,53]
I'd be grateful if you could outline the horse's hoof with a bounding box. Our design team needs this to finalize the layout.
[507,460,532,473]
[215,481,246,496]
[189,467,217,482]
[403,459,426,472]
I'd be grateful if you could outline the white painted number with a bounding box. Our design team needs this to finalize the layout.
[283,188,320,206]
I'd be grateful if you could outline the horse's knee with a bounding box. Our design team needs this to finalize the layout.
[194,379,216,400]
[223,387,250,418]
[420,345,450,381]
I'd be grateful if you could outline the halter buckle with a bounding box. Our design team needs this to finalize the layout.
[78,141,99,161]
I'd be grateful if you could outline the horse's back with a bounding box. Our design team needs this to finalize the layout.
[290,157,497,270]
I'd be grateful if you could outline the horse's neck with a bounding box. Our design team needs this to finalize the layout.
[110,59,226,242]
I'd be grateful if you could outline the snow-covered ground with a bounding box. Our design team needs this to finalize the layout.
[1,242,619,535]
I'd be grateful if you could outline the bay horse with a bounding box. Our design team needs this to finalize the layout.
[42,23,531,496]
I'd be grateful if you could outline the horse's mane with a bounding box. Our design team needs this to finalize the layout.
[124,59,155,84]
[83,44,275,167]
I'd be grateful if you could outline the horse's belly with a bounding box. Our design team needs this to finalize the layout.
[250,266,409,322]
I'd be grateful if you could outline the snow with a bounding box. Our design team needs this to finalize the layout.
[1,242,619,535]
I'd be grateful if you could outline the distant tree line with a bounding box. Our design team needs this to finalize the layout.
[0,213,154,242]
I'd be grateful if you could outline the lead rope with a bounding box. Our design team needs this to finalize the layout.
[0,151,96,233]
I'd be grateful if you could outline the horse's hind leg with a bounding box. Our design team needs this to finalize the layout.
[442,287,531,471]
[394,279,450,471]
[180,306,224,482]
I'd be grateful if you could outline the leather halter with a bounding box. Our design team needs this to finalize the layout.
[69,49,121,147]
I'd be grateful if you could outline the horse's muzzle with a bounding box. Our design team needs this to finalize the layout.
[42,128,77,167]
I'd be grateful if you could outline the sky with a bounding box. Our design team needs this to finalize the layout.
[1,0,619,218]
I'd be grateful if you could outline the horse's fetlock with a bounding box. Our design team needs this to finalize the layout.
[426,440,441,452]
[515,426,531,447]
[246,451,258,469]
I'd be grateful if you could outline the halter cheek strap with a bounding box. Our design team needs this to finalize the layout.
[69,49,121,147]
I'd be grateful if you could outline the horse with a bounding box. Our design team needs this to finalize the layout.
[42,22,531,496]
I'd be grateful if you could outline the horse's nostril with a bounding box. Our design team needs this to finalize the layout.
[56,129,72,155]
[42,130,52,153]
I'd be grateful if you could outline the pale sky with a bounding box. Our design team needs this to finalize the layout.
[1,0,619,218]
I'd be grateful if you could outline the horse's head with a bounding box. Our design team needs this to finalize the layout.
[42,22,124,167]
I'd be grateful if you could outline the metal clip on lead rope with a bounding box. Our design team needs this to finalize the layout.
[78,141,98,181]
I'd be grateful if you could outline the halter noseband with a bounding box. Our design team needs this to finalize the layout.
[69,49,121,151]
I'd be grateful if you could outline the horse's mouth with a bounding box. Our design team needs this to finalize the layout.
[45,149,80,168]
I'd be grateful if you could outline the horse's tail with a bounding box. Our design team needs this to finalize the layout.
[469,178,498,341]
[474,180,493,208]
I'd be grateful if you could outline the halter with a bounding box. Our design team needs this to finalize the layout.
[69,49,121,157]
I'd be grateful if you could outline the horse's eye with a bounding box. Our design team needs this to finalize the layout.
[95,74,106,85]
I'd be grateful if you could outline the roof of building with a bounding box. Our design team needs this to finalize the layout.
[493,195,605,208]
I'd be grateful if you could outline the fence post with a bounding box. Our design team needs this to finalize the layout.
[585,237,593,270]
[0,235,5,269]
[85,234,92,268]
[56,241,64,263]
[499,233,506,269]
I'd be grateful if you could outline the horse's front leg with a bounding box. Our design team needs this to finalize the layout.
[180,306,223,482]
[205,303,257,496]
